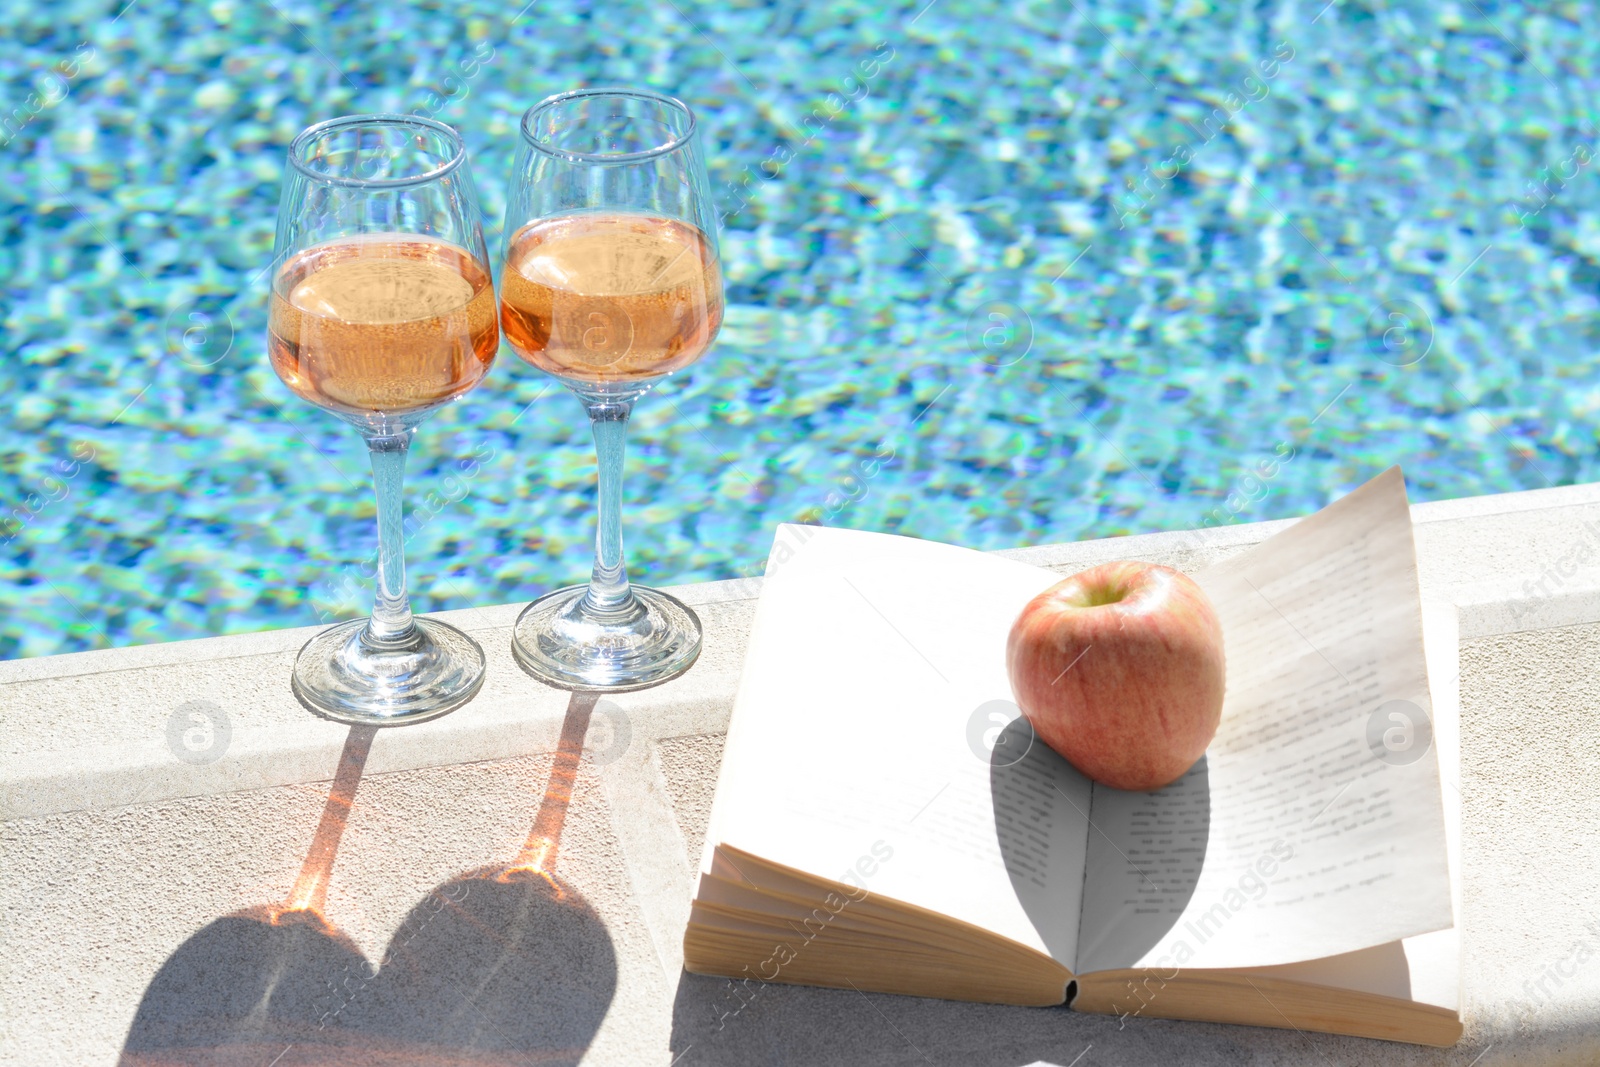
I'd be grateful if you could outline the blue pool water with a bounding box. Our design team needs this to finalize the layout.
[3,1,1598,658]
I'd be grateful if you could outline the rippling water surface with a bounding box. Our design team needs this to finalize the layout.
[2,0,1597,656]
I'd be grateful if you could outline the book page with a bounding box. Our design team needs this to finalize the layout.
[701,525,1091,968]
[1075,468,1455,973]
[1223,601,1461,1009]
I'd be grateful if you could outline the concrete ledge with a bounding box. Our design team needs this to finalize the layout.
[6,483,1600,1065]
[7,482,1600,821]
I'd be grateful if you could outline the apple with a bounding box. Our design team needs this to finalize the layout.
[1005,560,1225,791]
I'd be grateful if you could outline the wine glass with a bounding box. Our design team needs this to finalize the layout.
[500,88,723,691]
[268,114,497,724]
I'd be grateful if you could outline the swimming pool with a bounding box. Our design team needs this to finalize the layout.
[3,0,1597,658]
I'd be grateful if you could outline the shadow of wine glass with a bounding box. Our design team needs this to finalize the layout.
[337,694,619,1059]
[120,694,618,1067]
[335,865,615,1060]
[121,725,380,1064]
[119,905,371,1063]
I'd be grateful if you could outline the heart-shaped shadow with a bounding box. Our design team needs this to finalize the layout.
[120,697,618,1067]
[121,876,616,1066]
[119,905,370,1061]
[339,866,616,1056]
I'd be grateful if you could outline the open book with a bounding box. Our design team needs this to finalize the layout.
[685,467,1464,1047]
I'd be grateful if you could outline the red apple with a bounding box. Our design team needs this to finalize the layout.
[1006,561,1225,791]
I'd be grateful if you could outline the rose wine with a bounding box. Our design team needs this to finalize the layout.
[268,234,498,416]
[500,213,722,382]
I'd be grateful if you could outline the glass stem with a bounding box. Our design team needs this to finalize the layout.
[363,430,417,646]
[583,397,636,616]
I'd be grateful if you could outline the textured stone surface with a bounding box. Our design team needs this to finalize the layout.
[656,733,726,866]
[6,486,1600,1063]
[6,621,1600,1065]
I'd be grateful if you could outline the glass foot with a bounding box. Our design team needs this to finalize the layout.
[291,616,486,726]
[511,585,702,692]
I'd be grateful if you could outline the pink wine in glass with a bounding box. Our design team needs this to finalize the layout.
[500,213,723,383]
[268,234,498,416]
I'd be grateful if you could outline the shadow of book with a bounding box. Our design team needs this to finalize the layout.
[668,970,1109,1067]
[121,694,618,1066]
